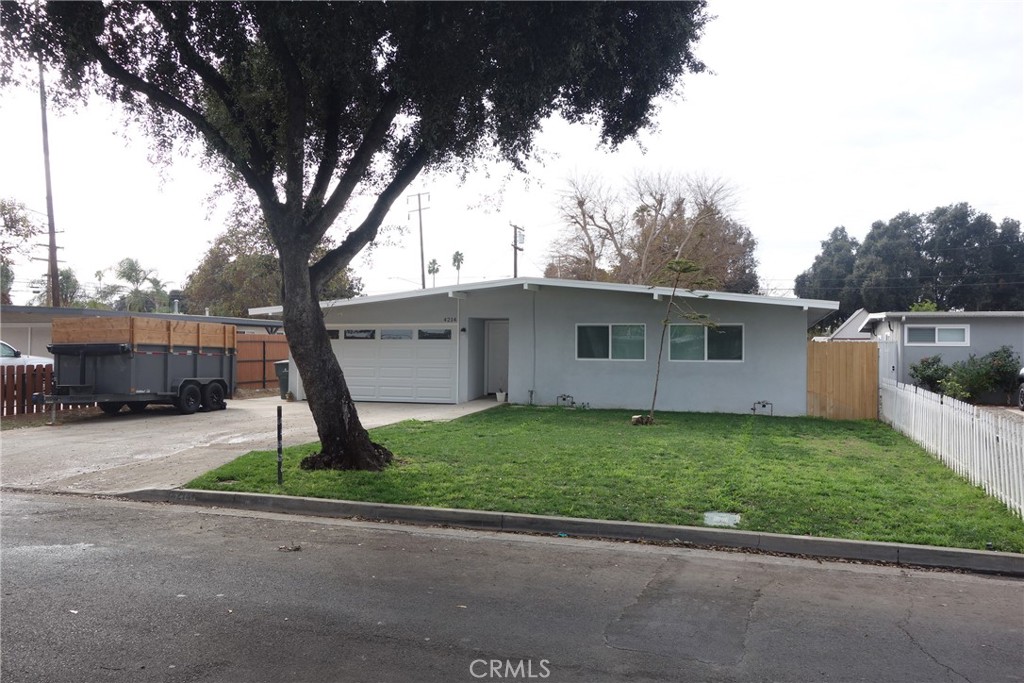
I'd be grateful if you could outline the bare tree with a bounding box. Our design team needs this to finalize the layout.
[546,173,759,292]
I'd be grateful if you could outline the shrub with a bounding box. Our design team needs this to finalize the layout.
[909,355,949,393]
[984,346,1022,403]
[940,355,994,403]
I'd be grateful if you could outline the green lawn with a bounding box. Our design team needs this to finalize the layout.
[187,406,1024,553]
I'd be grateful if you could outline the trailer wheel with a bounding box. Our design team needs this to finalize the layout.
[99,402,124,416]
[202,383,226,411]
[177,384,202,415]
[127,401,148,414]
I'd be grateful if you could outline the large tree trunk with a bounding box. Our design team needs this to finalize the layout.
[278,246,392,471]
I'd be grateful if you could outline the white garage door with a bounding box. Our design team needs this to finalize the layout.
[331,326,457,403]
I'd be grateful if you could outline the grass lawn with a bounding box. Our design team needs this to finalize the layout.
[187,406,1024,553]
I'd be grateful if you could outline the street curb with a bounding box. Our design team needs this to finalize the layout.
[122,488,1024,577]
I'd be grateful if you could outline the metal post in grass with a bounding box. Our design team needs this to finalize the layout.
[277,405,283,485]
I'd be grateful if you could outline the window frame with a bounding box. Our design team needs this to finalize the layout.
[668,323,745,362]
[575,323,647,361]
[904,324,970,347]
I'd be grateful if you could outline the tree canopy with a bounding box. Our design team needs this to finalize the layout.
[2,1,710,470]
[544,173,760,293]
[795,203,1024,322]
[184,220,362,318]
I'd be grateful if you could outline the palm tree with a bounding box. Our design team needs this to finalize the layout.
[452,251,464,284]
[427,258,440,287]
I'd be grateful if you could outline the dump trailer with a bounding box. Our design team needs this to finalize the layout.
[39,316,237,416]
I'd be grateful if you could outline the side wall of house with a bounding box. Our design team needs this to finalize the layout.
[527,287,808,415]
[893,317,1024,384]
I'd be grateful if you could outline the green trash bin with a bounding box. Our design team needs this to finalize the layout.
[274,360,289,399]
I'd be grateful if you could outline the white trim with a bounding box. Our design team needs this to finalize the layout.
[904,324,970,347]
[667,323,745,362]
[575,323,647,361]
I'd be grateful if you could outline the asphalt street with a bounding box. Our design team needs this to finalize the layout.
[2,492,1022,683]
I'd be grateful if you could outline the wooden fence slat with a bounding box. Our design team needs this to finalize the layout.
[806,341,879,420]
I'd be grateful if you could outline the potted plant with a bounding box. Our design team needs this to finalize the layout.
[496,387,506,403]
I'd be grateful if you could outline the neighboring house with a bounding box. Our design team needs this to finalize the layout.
[0,305,284,359]
[251,278,838,416]
[857,310,1024,386]
[828,308,874,341]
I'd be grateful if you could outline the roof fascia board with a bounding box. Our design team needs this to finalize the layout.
[248,277,839,316]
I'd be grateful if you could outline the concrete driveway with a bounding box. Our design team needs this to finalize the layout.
[0,397,496,495]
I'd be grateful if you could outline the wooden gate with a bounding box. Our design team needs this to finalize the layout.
[806,341,879,420]
[236,334,290,389]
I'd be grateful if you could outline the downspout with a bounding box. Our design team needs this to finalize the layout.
[456,297,461,403]
[532,289,537,403]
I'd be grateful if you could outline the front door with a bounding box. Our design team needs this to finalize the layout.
[485,320,509,395]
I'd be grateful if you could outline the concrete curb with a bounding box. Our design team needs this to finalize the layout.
[122,488,1024,577]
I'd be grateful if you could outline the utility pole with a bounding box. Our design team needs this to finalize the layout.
[511,223,525,278]
[37,55,60,308]
[407,192,430,289]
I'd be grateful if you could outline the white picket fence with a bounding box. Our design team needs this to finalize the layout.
[879,378,1024,519]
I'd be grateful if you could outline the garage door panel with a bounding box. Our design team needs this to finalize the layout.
[378,386,416,400]
[380,346,415,360]
[416,366,453,380]
[344,367,378,379]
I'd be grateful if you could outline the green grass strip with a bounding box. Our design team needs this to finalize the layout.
[187,406,1024,553]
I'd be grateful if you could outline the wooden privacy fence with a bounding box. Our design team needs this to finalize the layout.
[880,379,1024,519]
[806,341,879,420]
[236,334,290,390]
[1,365,94,417]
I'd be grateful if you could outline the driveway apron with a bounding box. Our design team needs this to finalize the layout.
[0,397,496,495]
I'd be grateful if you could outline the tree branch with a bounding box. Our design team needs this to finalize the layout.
[309,145,431,292]
[252,9,306,215]
[83,39,279,214]
[144,2,273,184]
[307,91,403,241]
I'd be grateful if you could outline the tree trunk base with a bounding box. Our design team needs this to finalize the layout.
[300,441,394,471]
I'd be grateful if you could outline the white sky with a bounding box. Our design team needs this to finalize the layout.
[1,0,1021,307]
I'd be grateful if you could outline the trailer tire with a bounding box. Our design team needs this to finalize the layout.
[177,384,202,415]
[127,401,148,414]
[202,383,226,411]
[99,402,124,416]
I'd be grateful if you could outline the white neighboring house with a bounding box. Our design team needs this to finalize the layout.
[252,277,838,417]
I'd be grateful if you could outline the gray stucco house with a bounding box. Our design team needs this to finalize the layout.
[253,278,837,417]
[857,310,1024,385]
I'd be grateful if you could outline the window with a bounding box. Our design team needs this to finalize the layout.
[381,328,413,340]
[905,325,969,346]
[670,324,744,361]
[418,328,452,340]
[343,329,376,340]
[576,324,645,360]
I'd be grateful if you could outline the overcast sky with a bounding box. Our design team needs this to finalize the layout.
[1,0,1021,307]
